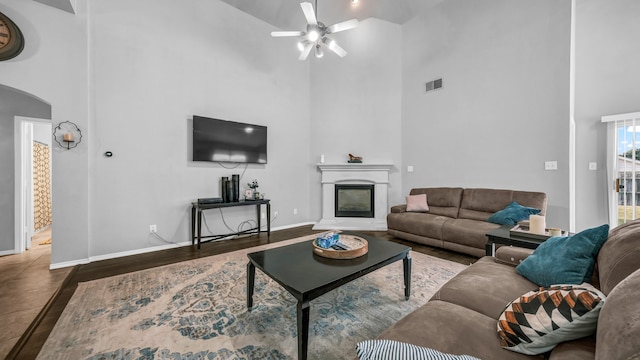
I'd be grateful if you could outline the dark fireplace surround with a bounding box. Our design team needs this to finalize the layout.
[334,184,375,218]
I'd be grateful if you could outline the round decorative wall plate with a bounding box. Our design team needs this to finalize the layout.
[0,11,25,61]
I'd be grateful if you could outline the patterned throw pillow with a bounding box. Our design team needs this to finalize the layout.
[497,285,605,355]
[406,194,429,212]
[356,340,480,360]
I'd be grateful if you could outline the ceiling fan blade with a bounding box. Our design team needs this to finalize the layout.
[300,2,317,25]
[328,41,347,57]
[327,19,358,33]
[271,31,304,37]
[299,43,313,61]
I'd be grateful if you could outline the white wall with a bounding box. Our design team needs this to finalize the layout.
[0,0,89,264]
[401,0,572,229]
[86,0,311,257]
[574,0,640,229]
[309,18,403,220]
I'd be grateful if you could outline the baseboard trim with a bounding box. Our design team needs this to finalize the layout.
[49,221,317,269]
[0,249,17,256]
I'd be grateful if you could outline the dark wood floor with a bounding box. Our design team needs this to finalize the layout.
[7,225,477,359]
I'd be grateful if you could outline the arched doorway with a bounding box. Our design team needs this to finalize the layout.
[0,84,52,255]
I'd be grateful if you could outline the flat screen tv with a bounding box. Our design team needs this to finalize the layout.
[193,115,267,164]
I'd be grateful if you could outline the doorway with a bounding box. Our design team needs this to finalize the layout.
[14,117,52,254]
[603,112,640,227]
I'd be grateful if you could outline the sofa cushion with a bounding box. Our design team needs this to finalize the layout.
[441,219,500,250]
[387,212,451,241]
[487,201,541,226]
[409,188,463,218]
[356,340,480,360]
[547,336,596,360]
[497,285,605,355]
[458,189,547,221]
[597,219,640,294]
[406,194,429,212]
[431,257,538,319]
[379,301,541,360]
[516,224,609,287]
[595,268,640,360]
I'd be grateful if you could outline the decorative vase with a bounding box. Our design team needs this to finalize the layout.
[253,190,260,200]
[221,177,229,203]
[231,174,240,202]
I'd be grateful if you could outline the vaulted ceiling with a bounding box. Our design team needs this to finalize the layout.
[218,0,444,29]
[32,0,445,28]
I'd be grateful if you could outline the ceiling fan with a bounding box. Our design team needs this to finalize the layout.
[271,1,358,60]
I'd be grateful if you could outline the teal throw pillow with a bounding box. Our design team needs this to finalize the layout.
[516,224,610,287]
[487,201,541,226]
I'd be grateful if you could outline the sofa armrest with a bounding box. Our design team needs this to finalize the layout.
[390,204,407,213]
[494,246,534,266]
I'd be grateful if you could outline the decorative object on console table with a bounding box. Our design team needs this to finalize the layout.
[53,121,83,150]
[232,174,240,202]
[247,179,259,200]
[348,153,363,163]
[221,177,229,203]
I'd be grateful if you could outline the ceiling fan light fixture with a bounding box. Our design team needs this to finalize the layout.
[323,37,337,50]
[271,1,358,60]
[307,29,320,42]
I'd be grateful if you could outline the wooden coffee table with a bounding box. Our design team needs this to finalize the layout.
[246,233,411,360]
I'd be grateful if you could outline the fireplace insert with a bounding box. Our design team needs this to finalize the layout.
[335,184,375,218]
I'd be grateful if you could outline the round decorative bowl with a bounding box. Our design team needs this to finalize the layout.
[312,234,368,259]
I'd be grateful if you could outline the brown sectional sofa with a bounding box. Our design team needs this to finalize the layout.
[387,187,547,257]
[377,219,640,359]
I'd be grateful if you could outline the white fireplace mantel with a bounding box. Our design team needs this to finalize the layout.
[314,163,394,231]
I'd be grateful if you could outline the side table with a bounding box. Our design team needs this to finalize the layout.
[485,225,547,256]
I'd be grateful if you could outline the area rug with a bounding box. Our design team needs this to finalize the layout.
[37,235,468,360]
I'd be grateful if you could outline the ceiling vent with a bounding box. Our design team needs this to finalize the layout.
[425,78,443,93]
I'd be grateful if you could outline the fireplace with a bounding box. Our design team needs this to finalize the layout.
[314,163,393,231]
[335,184,375,218]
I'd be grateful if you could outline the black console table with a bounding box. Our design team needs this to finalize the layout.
[190,200,270,249]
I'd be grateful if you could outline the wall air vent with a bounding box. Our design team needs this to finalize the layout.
[425,78,443,93]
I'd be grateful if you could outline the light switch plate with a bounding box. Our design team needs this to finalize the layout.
[544,161,558,170]
[407,165,414,172]
[589,162,597,170]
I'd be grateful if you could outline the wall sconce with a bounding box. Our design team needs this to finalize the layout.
[53,121,82,150]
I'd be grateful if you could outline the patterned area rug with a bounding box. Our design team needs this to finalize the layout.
[37,235,468,360]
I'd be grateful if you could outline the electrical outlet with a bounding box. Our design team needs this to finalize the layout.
[274,211,279,217]
[293,208,298,215]
[261,212,265,219]
[149,224,157,233]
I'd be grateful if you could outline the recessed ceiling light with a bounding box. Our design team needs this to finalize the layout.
[351,0,359,4]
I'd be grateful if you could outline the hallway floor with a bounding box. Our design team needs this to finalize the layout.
[0,229,71,359]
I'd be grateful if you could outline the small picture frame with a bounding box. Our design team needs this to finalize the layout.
[244,189,253,198]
